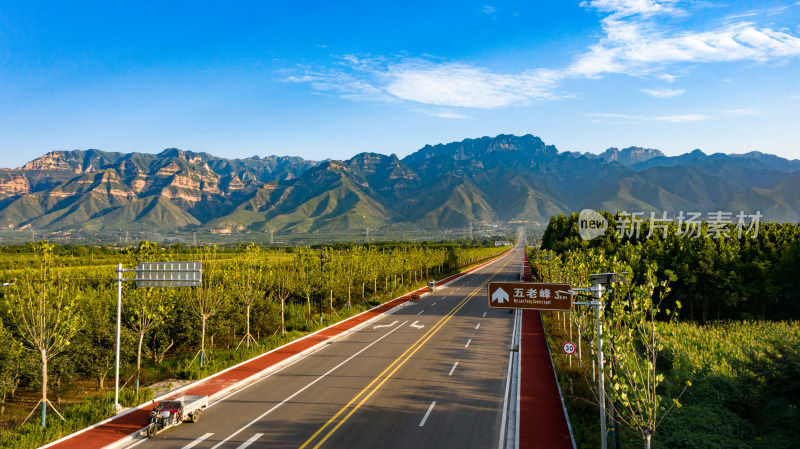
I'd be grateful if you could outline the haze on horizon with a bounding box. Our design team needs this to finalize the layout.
[1,0,799,169]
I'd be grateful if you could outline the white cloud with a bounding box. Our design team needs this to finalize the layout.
[384,62,561,108]
[570,2,800,78]
[653,114,708,122]
[723,108,759,115]
[641,88,685,98]
[579,0,679,18]
[414,109,470,119]
[290,0,800,110]
[657,73,678,82]
[724,11,759,21]
[290,57,563,109]
[587,112,709,122]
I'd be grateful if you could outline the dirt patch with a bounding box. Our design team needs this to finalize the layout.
[1,380,100,431]
[146,379,194,399]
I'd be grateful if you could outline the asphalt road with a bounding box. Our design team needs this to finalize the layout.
[130,246,526,449]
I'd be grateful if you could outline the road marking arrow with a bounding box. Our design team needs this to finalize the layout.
[373,320,398,329]
[410,321,424,329]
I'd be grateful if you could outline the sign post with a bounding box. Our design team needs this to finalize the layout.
[114,262,201,413]
[571,271,626,449]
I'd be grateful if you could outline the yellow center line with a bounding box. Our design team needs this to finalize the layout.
[299,254,514,449]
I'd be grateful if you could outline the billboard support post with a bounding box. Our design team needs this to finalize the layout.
[113,262,201,413]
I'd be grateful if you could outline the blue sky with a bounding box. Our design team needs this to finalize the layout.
[1,0,799,168]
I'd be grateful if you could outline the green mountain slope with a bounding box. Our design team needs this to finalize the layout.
[80,196,201,231]
[726,175,800,222]
[209,161,388,233]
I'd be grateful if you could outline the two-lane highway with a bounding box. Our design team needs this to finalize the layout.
[129,245,527,449]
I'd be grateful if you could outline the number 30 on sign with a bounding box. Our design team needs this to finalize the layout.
[563,342,576,355]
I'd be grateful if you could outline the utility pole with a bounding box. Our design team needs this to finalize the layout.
[114,264,122,412]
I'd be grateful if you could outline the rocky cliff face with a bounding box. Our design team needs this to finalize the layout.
[0,171,31,199]
[598,147,664,166]
[22,152,91,173]
[0,148,318,230]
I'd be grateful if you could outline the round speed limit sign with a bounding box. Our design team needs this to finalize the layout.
[563,342,576,355]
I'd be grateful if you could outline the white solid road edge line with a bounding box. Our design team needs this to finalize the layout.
[46,250,513,449]
[101,309,410,449]
[499,309,521,449]
[419,401,437,427]
[94,300,423,449]
[207,322,408,449]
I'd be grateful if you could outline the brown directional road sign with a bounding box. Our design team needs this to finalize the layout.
[487,282,572,311]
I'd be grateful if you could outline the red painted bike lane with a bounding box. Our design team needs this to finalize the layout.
[43,253,508,449]
[518,251,574,449]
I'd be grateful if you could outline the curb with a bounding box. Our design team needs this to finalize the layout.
[539,313,577,449]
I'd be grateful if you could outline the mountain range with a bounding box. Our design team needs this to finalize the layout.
[1,134,798,235]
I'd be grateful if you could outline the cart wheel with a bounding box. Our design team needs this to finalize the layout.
[146,424,157,439]
[190,409,201,423]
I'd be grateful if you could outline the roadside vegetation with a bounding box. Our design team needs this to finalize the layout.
[533,214,800,448]
[0,239,509,448]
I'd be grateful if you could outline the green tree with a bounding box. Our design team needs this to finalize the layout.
[341,247,360,309]
[189,246,225,366]
[124,241,175,392]
[0,320,25,403]
[605,268,688,449]
[231,244,267,348]
[5,242,81,427]
[293,248,317,320]
[73,286,116,391]
[269,255,295,335]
